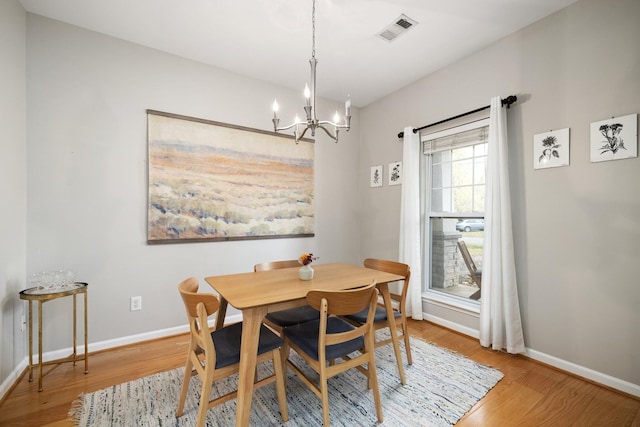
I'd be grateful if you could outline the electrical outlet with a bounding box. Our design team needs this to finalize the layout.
[21,315,26,332]
[130,296,142,311]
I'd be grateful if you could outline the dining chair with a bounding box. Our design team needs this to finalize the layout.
[343,258,413,379]
[282,280,383,426]
[176,277,288,427]
[254,260,320,335]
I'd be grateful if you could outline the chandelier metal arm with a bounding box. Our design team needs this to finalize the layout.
[316,125,339,143]
[296,126,311,142]
[271,118,297,132]
[317,119,349,129]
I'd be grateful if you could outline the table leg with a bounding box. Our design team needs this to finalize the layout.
[73,294,77,366]
[235,306,267,427]
[378,282,406,385]
[38,300,43,392]
[27,300,33,382]
[215,297,229,331]
[84,290,89,374]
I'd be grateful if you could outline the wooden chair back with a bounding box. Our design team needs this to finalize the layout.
[284,280,383,425]
[307,281,378,316]
[363,258,410,310]
[254,260,299,272]
[310,281,378,350]
[359,258,413,373]
[176,277,289,426]
[178,277,220,319]
[177,277,219,370]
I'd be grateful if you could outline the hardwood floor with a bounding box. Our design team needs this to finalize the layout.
[1,320,638,426]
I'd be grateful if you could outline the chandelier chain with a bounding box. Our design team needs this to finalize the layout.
[311,0,316,59]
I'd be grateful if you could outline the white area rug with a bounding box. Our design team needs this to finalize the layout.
[71,332,502,426]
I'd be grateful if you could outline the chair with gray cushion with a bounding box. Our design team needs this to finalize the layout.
[283,280,383,426]
[176,277,288,427]
[254,260,320,334]
[343,258,412,383]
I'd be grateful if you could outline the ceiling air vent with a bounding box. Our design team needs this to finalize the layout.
[377,14,418,42]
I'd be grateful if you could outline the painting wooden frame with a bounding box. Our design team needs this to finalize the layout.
[147,110,314,243]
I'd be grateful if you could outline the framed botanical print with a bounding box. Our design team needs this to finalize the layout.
[590,113,637,163]
[388,161,402,186]
[370,165,383,188]
[533,128,570,170]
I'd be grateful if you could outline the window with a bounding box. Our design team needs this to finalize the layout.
[422,119,488,303]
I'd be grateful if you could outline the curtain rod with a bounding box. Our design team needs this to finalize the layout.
[397,95,517,139]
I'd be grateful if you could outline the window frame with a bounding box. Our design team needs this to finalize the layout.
[420,119,489,312]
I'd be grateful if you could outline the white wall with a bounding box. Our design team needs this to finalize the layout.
[0,0,27,393]
[360,0,640,389]
[24,14,361,352]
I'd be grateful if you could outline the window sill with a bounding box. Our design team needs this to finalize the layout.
[422,289,480,315]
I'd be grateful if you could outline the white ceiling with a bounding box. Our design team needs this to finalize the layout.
[19,0,578,107]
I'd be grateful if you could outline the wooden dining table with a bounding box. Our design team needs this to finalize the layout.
[204,262,406,427]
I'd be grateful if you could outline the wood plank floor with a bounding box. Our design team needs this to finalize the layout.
[1,320,638,426]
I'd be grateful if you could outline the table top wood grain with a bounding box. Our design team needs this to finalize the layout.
[205,262,403,309]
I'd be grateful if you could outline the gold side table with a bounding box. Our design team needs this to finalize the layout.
[19,282,88,391]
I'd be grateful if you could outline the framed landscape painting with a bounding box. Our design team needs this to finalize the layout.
[147,110,314,243]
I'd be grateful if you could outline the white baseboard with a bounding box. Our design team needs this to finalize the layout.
[0,313,243,401]
[423,312,480,339]
[423,311,640,398]
[0,359,27,403]
[525,348,640,397]
[4,313,637,401]
[28,313,243,364]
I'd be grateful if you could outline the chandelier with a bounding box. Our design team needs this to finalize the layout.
[271,0,351,143]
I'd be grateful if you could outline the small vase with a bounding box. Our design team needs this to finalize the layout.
[299,264,314,281]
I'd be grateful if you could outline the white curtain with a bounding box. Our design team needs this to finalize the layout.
[399,127,423,320]
[480,97,525,353]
